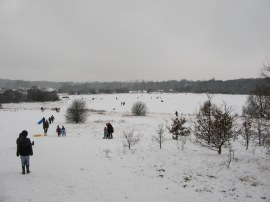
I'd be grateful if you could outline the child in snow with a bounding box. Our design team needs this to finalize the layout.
[103,127,109,139]
[61,126,66,136]
[56,125,61,137]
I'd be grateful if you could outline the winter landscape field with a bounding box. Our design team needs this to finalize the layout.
[0,93,269,202]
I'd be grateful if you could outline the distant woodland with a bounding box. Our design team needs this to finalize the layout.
[0,78,269,95]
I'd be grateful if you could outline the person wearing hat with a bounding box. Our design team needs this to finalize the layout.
[16,130,33,174]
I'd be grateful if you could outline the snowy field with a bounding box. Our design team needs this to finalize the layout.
[0,93,269,202]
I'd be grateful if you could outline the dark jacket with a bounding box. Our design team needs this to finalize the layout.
[43,121,49,129]
[107,123,114,134]
[17,137,33,156]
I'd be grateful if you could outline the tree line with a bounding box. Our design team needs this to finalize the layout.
[0,87,59,104]
[0,78,269,95]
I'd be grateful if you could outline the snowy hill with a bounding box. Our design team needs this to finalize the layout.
[0,93,269,202]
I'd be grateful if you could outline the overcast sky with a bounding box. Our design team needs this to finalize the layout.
[0,0,270,82]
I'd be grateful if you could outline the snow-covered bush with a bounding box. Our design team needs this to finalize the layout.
[131,101,148,116]
[65,99,88,123]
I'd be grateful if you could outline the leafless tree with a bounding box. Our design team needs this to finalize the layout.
[241,115,254,150]
[123,129,142,150]
[243,88,270,146]
[153,123,166,149]
[131,101,148,116]
[261,58,270,79]
[65,99,88,123]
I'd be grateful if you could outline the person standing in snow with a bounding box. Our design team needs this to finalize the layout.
[106,123,114,139]
[16,130,33,174]
[103,127,109,139]
[61,126,66,136]
[51,115,55,123]
[43,120,49,136]
[56,125,61,137]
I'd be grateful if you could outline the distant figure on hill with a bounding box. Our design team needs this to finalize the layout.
[43,120,49,136]
[56,125,61,137]
[48,117,52,124]
[106,123,114,139]
[51,115,55,123]
[103,127,109,139]
[61,126,66,136]
[175,111,178,117]
[16,130,33,174]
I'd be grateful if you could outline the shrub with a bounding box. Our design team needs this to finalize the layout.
[65,99,88,123]
[131,101,147,116]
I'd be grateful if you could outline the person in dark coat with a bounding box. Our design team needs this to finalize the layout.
[16,130,33,174]
[51,115,55,123]
[43,120,49,136]
[16,133,23,144]
[106,123,114,139]
[56,125,61,137]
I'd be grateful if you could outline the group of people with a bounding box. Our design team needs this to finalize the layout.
[41,115,67,137]
[56,125,66,137]
[16,121,114,175]
[103,123,114,139]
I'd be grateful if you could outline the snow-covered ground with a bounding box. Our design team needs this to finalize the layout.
[0,93,269,202]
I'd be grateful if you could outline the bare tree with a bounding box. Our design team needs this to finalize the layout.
[65,99,88,123]
[153,123,166,149]
[241,115,254,150]
[131,101,148,116]
[243,88,270,146]
[261,58,270,79]
[123,129,142,150]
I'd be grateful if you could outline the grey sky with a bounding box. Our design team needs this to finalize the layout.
[0,0,270,82]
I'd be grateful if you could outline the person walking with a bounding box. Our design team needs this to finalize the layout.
[16,130,33,174]
[43,120,49,136]
[56,125,61,137]
[61,126,66,136]
[51,115,55,123]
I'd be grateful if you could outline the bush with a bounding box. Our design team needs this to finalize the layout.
[131,101,148,116]
[65,99,88,123]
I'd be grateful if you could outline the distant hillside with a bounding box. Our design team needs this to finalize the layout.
[0,78,269,95]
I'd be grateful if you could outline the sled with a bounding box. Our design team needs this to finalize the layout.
[37,119,43,124]
[33,134,42,137]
